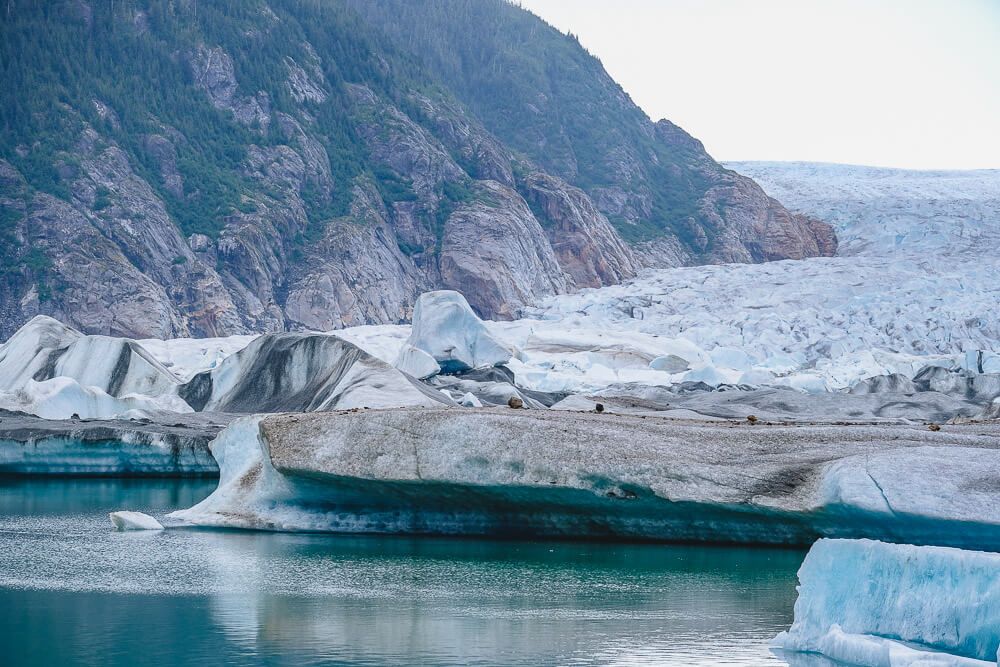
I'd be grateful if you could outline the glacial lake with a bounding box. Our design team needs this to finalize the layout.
[0,478,826,666]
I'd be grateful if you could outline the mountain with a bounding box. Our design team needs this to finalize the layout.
[0,0,835,339]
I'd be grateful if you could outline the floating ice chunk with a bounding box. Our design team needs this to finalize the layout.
[395,345,441,379]
[777,625,994,667]
[400,291,512,373]
[109,511,164,531]
[773,538,1000,666]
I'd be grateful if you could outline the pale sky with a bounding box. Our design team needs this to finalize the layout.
[518,0,1000,169]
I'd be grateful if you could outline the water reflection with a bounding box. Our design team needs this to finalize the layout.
[1,478,807,666]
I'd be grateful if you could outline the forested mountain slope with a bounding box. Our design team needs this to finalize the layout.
[0,0,834,338]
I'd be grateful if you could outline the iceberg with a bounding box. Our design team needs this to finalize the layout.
[396,290,512,374]
[109,511,164,531]
[171,409,1000,547]
[773,538,1000,666]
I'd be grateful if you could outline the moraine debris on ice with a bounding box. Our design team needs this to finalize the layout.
[179,331,451,413]
[773,538,1000,667]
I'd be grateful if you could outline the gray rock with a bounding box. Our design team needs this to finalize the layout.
[519,171,639,288]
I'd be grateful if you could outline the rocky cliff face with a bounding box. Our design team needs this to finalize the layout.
[0,0,835,339]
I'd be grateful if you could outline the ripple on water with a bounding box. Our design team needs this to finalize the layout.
[1,478,807,666]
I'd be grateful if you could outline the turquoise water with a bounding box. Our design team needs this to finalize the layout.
[0,479,817,666]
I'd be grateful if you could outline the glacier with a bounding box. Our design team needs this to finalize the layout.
[170,409,1000,548]
[774,538,1000,666]
[0,316,192,419]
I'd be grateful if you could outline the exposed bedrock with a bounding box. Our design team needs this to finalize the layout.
[172,409,1000,548]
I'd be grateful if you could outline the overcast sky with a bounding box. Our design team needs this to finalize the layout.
[518,0,1000,170]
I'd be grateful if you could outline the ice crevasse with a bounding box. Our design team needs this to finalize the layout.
[774,538,1000,667]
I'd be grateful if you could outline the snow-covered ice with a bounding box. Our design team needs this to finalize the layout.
[186,332,451,413]
[0,316,191,418]
[774,538,1000,666]
[136,334,258,381]
[0,376,191,421]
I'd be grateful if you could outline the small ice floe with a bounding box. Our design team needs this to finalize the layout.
[109,511,164,531]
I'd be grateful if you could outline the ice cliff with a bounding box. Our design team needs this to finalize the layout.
[0,410,223,475]
[170,409,1000,548]
[774,538,1000,666]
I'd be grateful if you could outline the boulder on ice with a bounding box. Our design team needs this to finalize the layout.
[396,291,512,375]
[773,538,1000,666]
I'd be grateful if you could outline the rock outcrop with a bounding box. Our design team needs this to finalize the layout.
[0,2,836,338]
